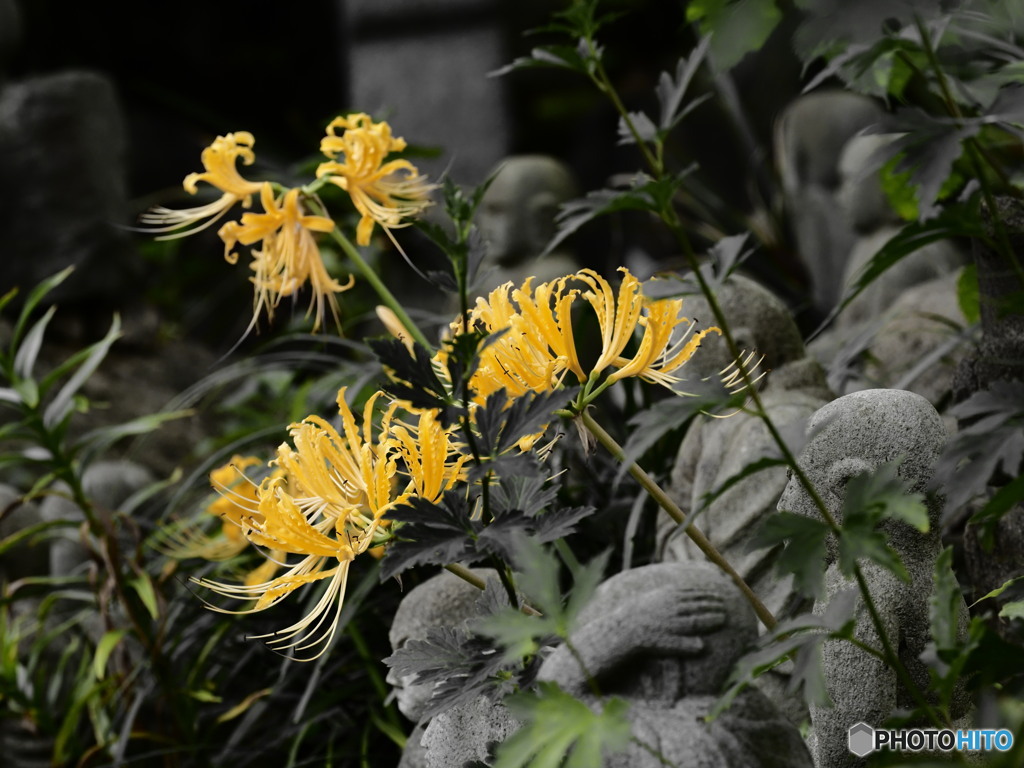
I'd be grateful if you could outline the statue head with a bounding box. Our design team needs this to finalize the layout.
[778,389,947,557]
[387,569,496,721]
[578,562,757,699]
[479,155,576,267]
[671,274,806,383]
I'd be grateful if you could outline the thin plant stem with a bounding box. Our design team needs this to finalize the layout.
[579,409,777,631]
[306,198,433,351]
[580,39,946,724]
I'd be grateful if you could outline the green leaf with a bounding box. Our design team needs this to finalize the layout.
[495,682,632,768]
[688,0,782,70]
[838,462,920,582]
[75,409,193,462]
[93,629,127,680]
[129,573,159,620]
[475,538,608,660]
[999,600,1024,621]
[13,304,57,381]
[751,511,830,600]
[928,547,962,652]
[9,266,74,353]
[659,37,711,129]
[0,518,71,558]
[957,263,981,325]
[12,377,39,409]
[880,155,920,221]
[384,623,516,719]
[822,202,984,332]
[43,313,122,429]
[189,689,223,703]
[542,176,673,258]
[971,574,1024,608]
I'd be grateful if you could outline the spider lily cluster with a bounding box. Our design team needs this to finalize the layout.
[147,114,760,659]
[140,115,433,332]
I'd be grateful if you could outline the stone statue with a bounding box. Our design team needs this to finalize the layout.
[475,155,578,296]
[658,274,831,645]
[810,134,967,405]
[774,91,885,315]
[387,568,511,768]
[778,389,971,767]
[537,562,813,767]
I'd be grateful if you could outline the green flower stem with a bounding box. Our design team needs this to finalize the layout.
[329,227,433,351]
[666,208,944,726]
[579,409,777,631]
[304,196,433,351]
[445,564,541,616]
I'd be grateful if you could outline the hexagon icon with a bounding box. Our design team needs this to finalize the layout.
[848,722,875,757]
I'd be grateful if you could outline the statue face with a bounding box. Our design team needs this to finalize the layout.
[385,665,434,722]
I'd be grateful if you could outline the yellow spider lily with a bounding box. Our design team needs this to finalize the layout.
[315,114,433,246]
[194,389,465,659]
[139,132,264,238]
[218,184,353,332]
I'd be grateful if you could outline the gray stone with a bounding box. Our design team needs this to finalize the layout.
[777,389,971,767]
[834,143,964,331]
[421,695,520,768]
[387,568,502,767]
[809,134,966,406]
[472,154,579,298]
[774,91,885,313]
[342,0,508,186]
[538,562,813,767]
[855,270,970,405]
[0,70,138,303]
[39,459,153,579]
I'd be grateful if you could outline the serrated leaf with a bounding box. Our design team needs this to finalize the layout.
[476,539,608,659]
[752,511,830,600]
[370,338,456,419]
[936,381,1024,518]
[542,182,660,258]
[380,492,479,581]
[478,388,576,456]
[93,629,127,680]
[384,624,514,719]
[713,588,858,718]
[478,506,596,561]
[490,475,559,518]
[616,111,657,146]
[837,463,920,581]
[495,682,632,768]
[658,37,711,130]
